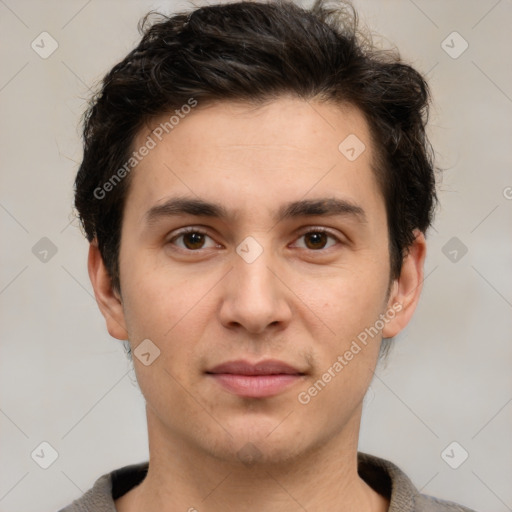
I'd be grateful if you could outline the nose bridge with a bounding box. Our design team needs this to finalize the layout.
[235,237,279,303]
[236,248,275,295]
[219,235,291,332]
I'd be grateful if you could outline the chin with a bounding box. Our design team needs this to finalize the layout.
[211,437,306,468]
[196,416,311,467]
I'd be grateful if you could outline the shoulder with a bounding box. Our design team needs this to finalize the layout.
[415,493,479,512]
[357,452,478,512]
[57,462,148,512]
[57,471,113,512]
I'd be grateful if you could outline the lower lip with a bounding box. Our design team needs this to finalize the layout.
[208,374,303,398]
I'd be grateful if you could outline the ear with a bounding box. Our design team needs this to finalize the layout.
[382,230,427,338]
[88,240,128,340]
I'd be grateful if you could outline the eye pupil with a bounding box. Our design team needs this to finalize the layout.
[305,232,327,250]
[184,232,205,249]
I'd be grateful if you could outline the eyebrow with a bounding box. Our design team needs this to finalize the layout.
[144,196,367,226]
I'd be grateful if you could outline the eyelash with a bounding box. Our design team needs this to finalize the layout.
[168,226,342,252]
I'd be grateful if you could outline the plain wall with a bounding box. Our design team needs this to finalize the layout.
[0,1,511,511]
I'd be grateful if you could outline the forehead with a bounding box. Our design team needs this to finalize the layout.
[125,96,382,221]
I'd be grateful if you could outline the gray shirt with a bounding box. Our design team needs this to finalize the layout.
[58,452,477,512]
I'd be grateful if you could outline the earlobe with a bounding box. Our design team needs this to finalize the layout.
[382,230,427,339]
[88,240,128,340]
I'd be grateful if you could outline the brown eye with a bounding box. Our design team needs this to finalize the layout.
[170,229,218,251]
[304,232,329,249]
[182,232,206,250]
[293,229,339,251]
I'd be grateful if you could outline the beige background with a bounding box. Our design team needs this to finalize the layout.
[0,0,511,511]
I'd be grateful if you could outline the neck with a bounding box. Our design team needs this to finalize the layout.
[116,406,389,512]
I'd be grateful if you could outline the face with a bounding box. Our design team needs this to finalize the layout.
[90,96,425,465]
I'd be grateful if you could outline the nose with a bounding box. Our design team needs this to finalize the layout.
[218,245,292,334]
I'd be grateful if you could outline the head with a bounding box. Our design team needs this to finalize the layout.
[78,0,436,466]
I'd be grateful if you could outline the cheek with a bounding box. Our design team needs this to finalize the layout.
[305,263,390,341]
[119,258,220,390]
[297,272,387,420]
[120,253,203,339]
[120,266,205,404]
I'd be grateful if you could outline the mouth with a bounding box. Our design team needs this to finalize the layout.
[205,359,306,398]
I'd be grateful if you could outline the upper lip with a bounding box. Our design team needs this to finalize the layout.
[206,359,305,376]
